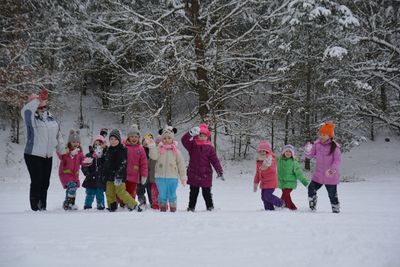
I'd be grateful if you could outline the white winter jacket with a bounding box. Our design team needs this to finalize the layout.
[21,99,63,158]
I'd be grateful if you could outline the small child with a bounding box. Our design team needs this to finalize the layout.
[125,125,148,211]
[140,133,159,210]
[146,126,187,212]
[182,123,223,212]
[81,135,108,210]
[58,129,85,210]
[304,121,341,213]
[277,145,309,210]
[253,140,285,211]
[103,129,138,212]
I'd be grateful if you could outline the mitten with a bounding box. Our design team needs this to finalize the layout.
[141,176,147,185]
[82,157,93,165]
[39,89,48,101]
[145,138,156,147]
[189,126,200,137]
[253,183,258,192]
[216,173,225,181]
[114,178,123,186]
[262,156,272,168]
[70,147,80,157]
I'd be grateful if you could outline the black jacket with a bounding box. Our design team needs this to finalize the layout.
[81,149,107,189]
[103,144,127,182]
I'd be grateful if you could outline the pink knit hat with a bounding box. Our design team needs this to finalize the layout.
[199,123,211,137]
[257,140,271,151]
[92,135,106,146]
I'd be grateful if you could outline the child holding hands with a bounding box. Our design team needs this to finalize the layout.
[253,140,285,211]
[277,145,309,210]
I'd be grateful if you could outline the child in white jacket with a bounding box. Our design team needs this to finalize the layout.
[146,126,187,212]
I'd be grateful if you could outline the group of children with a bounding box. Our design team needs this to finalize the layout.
[58,121,341,214]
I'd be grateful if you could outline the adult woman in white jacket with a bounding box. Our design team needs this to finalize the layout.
[21,89,63,211]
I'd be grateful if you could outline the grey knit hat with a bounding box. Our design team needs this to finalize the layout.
[127,124,140,137]
[68,129,81,143]
[109,129,121,143]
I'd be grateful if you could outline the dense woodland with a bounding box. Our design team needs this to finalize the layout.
[1,0,399,158]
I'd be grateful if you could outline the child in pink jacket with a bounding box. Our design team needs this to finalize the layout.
[305,121,341,213]
[58,129,85,210]
[253,140,285,210]
[125,125,148,211]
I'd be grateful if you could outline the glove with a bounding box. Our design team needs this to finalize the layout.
[141,176,147,185]
[82,157,93,165]
[262,156,272,169]
[216,173,225,181]
[325,169,336,177]
[304,142,313,154]
[189,126,200,137]
[114,178,123,186]
[70,147,80,157]
[39,89,48,101]
[253,183,258,192]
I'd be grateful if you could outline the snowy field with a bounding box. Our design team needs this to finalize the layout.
[1,135,400,267]
[0,97,399,267]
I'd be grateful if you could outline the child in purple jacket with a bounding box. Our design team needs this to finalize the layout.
[305,121,341,213]
[182,123,223,211]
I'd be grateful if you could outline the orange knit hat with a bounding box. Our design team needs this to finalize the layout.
[319,121,335,138]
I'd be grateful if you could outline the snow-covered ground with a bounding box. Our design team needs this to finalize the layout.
[1,97,399,267]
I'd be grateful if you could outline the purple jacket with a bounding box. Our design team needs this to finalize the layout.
[181,132,223,188]
[306,139,341,185]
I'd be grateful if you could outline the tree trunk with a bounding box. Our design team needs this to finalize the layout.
[186,0,209,121]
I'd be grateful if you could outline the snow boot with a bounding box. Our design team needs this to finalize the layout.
[331,203,340,213]
[308,195,317,211]
[206,206,214,211]
[107,202,118,212]
[160,204,167,212]
[63,197,78,210]
[187,207,195,212]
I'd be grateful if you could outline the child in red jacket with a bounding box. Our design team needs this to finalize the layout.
[124,125,148,211]
[253,140,285,210]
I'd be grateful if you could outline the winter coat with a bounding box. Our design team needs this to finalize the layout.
[144,147,157,183]
[58,148,84,188]
[149,142,186,183]
[126,143,148,183]
[277,156,309,189]
[254,154,278,189]
[21,99,63,158]
[181,132,223,188]
[306,139,341,185]
[103,144,127,182]
[81,150,107,189]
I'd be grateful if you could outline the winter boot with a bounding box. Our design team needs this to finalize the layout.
[169,202,177,212]
[331,203,340,213]
[308,195,317,211]
[63,197,77,210]
[84,206,92,210]
[107,202,118,212]
[159,204,167,212]
[187,207,195,212]
[206,206,214,211]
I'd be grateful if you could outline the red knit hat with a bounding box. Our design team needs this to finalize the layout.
[199,123,211,137]
[319,121,335,138]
